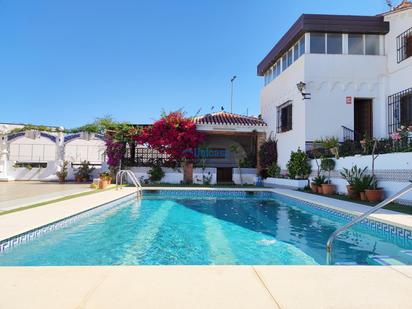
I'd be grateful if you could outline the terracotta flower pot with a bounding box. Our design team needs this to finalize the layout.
[360,191,367,201]
[365,189,384,202]
[310,183,319,193]
[99,179,108,190]
[317,186,323,194]
[321,183,336,195]
[346,185,359,199]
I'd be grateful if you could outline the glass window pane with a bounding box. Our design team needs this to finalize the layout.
[348,34,364,55]
[299,37,305,56]
[276,61,281,76]
[294,43,299,60]
[287,50,293,66]
[327,33,342,54]
[310,33,325,54]
[282,54,287,71]
[365,35,380,55]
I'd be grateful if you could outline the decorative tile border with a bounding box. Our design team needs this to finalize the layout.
[0,189,411,255]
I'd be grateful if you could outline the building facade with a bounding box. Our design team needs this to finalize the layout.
[258,2,412,168]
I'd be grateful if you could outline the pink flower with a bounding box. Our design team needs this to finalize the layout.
[391,132,401,141]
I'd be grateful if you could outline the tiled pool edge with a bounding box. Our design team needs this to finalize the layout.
[0,188,411,254]
[0,193,135,253]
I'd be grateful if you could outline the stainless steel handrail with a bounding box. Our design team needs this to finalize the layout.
[116,170,143,197]
[326,182,412,264]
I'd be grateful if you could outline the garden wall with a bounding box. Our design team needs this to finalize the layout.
[232,168,257,185]
[310,152,412,205]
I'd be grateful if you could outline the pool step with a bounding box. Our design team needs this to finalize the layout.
[367,255,406,266]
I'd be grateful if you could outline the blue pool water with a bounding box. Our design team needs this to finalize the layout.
[0,191,411,266]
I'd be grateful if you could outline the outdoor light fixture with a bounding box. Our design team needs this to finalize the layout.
[297,81,311,100]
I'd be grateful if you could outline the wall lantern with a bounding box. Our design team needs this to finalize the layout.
[296,82,311,100]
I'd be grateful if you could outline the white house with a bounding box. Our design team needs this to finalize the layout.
[258,1,412,168]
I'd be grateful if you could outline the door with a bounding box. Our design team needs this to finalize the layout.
[354,99,373,140]
[217,167,233,184]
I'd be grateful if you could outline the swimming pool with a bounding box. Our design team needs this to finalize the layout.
[0,190,411,266]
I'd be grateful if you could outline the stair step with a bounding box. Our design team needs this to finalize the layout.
[367,255,406,266]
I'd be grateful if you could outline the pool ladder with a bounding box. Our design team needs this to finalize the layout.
[326,182,412,264]
[116,170,143,198]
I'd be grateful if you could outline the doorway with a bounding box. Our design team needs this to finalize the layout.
[217,167,233,184]
[354,98,373,140]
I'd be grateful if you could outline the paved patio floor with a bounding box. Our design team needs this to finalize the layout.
[0,181,92,211]
[0,266,411,309]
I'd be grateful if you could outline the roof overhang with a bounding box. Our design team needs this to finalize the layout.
[196,123,266,133]
[257,14,390,76]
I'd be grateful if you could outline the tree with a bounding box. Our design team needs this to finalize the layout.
[134,111,204,183]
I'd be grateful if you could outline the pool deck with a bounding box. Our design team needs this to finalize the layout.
[0,181,93,212]
[0,266,411,309]
[1,186,412,308]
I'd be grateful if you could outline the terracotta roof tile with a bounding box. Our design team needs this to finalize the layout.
[395,0,412,10]
[194,111,267,127]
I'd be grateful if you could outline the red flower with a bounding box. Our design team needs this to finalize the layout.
[134,112,204,163]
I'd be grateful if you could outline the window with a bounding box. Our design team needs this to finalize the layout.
[299,37,305,56]
[277,101,293,133]
[327,33,342,54]
[348,34,364,55]
[397,27,412,63]
[287,49,293,66]
[310,33,325,54]
[282,54,287,71]
[388,87,412,133]
[276,60,281,76]
[365,35,380,55]
[400,93,412,127]
[293,43,299,61]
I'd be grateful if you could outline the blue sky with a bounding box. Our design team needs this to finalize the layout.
[0,0,390,128]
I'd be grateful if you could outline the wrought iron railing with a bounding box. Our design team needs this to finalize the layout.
[388,87,412,134]
[397,26,412,63]
[342,126,362,141]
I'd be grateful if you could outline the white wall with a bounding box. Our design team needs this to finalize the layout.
[304,54,387,139]
[310,152,412,204]
[261,56,306,168]
[193,168,217,185]
[384,9,412,96]
[232,168,257,185]
[129,166,183,184]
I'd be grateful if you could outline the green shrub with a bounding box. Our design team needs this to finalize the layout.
[286,149,311,179]
[148,164,165,182]
[320,158,335,184]
[267,162,281,178]
[313,175,326,186]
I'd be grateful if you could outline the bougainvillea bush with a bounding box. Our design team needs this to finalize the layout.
[105,138,125,168]
[134,111,204,164]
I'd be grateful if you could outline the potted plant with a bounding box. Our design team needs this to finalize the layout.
[365,139,384,202]
[312,175,326,193]
[365,176,383,202]
[320,157,336,195]
[353,174,373,201]
[99,172,112,189]
[321,137,340,159]
[75,160,95,182]
[56,161,69,183]
[340,165,367,199]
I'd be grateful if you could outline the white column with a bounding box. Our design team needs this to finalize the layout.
[0,125,14,181]
[55,130,65,169]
